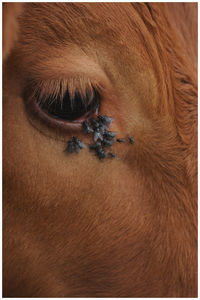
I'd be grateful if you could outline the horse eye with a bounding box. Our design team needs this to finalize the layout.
[37,87,100,121]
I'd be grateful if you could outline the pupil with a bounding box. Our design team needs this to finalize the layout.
[39,88,100,121]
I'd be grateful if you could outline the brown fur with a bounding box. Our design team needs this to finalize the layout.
[3,3,23,60]
[3,3,197,297]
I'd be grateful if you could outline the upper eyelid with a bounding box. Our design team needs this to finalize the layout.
[26,76,103,104]
[20,48,113,101]
[19,48,109,82]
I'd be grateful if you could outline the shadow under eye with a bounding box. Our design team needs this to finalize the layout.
[37,86,100,121]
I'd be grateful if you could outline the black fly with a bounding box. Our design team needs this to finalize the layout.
[98,115,113,126]
[72,136,86,149]
[90,141,107,160]
[102,139,113,147]
[66,140,76,154]
[98,121,107,134]
[108,152,116,158]
[116,138,126,143]
[90,119,100,129]
[66,114,132,160]
[82,121,94,134]
[96,147,107,160]
[128,136,134,144]
[103,131,116,139]
[94,127,103,142]
[90,141,102,150]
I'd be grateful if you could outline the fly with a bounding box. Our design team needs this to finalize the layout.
[116,138,126,143]
[98,121,108,134]
[98,115,113,126]
[90,141,102,150]
[102,139,113,147]
[82,121,94,134]
[128,136,134,144]
[103,131,116,139]
[66,114,132,160]
[108,152,116,158]
[94,127,103,142]
[72,136,86,149]
[90,118,100,129]
[66,140,76,154]
[96,147,107,160]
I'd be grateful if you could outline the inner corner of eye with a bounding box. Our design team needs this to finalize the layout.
[36,84,100,122]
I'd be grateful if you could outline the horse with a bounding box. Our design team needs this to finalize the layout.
[3,3,197,297]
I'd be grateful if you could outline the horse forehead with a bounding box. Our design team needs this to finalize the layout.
[19,3,146,52]
[17,2,156,87]
[20,3,136,31]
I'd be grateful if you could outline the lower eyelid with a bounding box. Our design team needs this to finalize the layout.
[26,99,84,132]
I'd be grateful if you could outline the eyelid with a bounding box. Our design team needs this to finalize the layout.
[30,76,102,105]
[25,96,90,136]
[20,48,110,85]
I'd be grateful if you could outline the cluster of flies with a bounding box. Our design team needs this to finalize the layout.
[66,115,134,160]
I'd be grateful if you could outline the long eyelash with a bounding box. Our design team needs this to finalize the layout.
[32,77,101,109]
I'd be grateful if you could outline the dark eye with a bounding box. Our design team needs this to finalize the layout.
[36,86,100,121]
